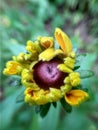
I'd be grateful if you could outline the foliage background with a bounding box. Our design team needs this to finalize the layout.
[0,0,98,130]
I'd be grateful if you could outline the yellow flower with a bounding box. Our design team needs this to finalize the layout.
[3,28,89,106]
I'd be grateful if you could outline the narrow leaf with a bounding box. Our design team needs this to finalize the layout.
[60,98,72,113]
[77,70,94,79]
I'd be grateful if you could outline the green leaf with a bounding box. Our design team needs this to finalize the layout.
[60,98,72,113]
[40,103,51,118]
[77,70,94,79]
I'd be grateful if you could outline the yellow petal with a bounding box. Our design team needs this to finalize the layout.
[24,87,36,105]
[55,28,72,55]
[61,84,72,95]
[26,40,42,54]
[24,87,50,105]
[54,49,64,55]
[64,57,75,69]
[69,72,81,87]
[26,40,37,53]
[24,53,38,61]
[64,77,70,84]
[29,61,38,71]
[3,61,22,75]
[21,69,40,90]
[65,90,89,106]
[39,48,63,61]
[49,88,62,101]
[39,48,55,61]
[58,64,73,73]
[38,36,54,48]
[13,53,25,62]
[68,51,76,58]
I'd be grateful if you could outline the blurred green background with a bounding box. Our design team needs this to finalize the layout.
[0,0,98,130]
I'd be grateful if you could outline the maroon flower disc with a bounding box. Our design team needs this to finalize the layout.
[33,59,67,90]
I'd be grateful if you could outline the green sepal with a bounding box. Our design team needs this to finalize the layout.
[72,84,82,90]
[39,103,51,118]
[52,102,57,108]
[73,65,80,70]
[82,88,88,92]
[60,98,72,113]
[77,70,94,79]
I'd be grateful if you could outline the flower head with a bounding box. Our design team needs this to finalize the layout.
[3,28,89,107]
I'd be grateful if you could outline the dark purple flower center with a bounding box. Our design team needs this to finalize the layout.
[33,59,67,90]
